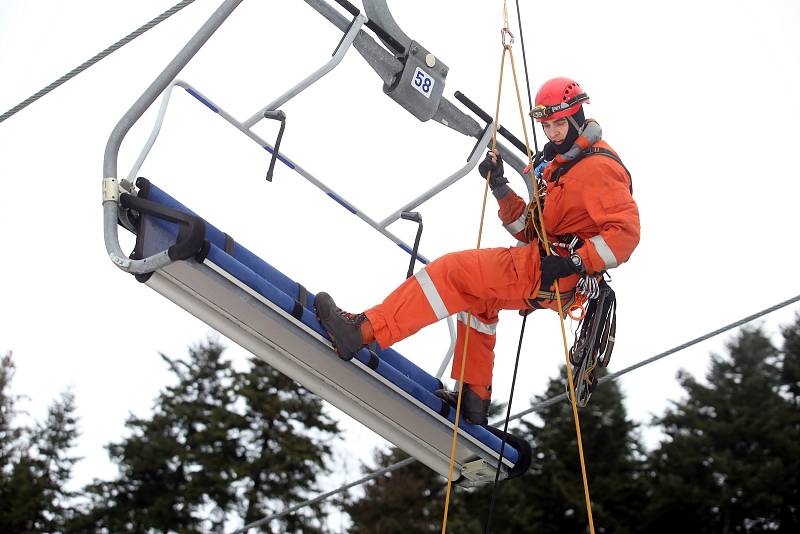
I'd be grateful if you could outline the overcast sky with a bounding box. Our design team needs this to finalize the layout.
[1,0,799,521]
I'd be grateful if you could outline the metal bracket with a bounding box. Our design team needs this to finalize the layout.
[461,458,501,482]
[103,177,119,203]
[384,40,447,121]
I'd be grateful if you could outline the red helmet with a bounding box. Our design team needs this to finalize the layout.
[531,77,590,122]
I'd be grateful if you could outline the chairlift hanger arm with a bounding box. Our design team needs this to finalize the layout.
[335,0,408,54]
[304,0,402,86]
[303,0,530,190]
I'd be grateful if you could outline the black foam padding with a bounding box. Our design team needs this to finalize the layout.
[224,233,235,255]
[484,425,532,479]
[367,349,380,370]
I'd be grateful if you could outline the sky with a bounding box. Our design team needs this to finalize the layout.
[1,0,800,526]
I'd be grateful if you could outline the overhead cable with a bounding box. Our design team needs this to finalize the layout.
[229,293,800,533]
[511,292,800,419]
[229,458,417,534]
[0,0,198,124]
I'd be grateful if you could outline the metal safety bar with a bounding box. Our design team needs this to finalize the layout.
[124,74,461,368]
[104,0,537,377]
[242,13,367,128]
[378,125,492,229]
[103,0,245,275]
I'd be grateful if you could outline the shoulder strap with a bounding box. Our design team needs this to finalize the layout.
[550,147,633,193]
[581,147,633,194]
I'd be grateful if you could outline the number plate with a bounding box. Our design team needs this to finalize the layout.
[411,67,435,99]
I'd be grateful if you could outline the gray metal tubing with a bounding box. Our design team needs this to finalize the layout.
[243,13,367,128]
[123,77,431,266]
[120,75,460,373]
[431,100,534,201]
[103,202,173,274]
[127,79,248,181]
[304,0,533,200]
[378,124,493,228]
[361,0,412,50]
[126,82,180,182]
[103,0,244,275]
[435,317,457,380]
[104,0,243,178]
[304,0,402,85]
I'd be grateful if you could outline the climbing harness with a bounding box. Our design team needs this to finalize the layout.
[489,2,599,531]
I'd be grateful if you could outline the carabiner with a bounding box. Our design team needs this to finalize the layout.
[501,27,514,48]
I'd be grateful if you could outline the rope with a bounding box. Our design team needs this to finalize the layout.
[484,312,528,534]
[0,0,199,124]
[512,292,800,418]
[228,293,800,533]
[483,5,541,530]
[514,0,540,154]
[504,40,597,534]
[439,38,509,534]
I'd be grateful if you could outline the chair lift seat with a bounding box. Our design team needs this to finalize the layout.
[126,178,531,485]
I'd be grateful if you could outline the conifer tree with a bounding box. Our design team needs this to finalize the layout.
[645,326,798,532]
[458,367,648,534]
[780,314,800,405]
[344,447,447,533]
[344,368,647,533]
[0,352,80,533]
[776,315,800,529]
[75,337,338,533]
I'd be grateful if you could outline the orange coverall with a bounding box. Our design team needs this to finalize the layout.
[364,139,640,389]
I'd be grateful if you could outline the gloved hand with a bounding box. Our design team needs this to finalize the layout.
[540,254,583,292]
[478,149,509,190]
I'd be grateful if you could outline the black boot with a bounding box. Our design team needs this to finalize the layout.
[435,385,490,426]
[314,292,367,361]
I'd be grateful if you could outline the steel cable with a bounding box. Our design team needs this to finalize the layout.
[0,0,199,124]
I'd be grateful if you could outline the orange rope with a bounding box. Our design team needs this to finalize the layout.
[440,43,508,534]
[506,45,597,534]
[444,6,597,532]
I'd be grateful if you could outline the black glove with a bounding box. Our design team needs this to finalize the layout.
[478,150,509,190]
[540,254,583,292]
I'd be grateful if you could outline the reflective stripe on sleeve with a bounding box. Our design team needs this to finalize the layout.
[457,312,498,336]
[503,212,528,235]
[589,235,618,269]
[414,268,450,320]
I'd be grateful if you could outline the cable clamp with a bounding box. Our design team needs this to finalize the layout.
[103,176,119,203]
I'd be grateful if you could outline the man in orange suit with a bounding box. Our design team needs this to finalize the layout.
[315,77,640,425]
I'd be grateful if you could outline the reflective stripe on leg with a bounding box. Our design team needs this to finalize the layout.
[415,268,450,320]
[457,311,498,335]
